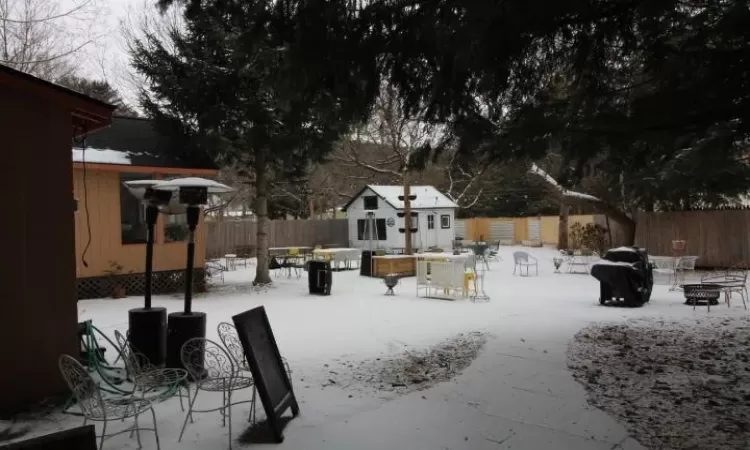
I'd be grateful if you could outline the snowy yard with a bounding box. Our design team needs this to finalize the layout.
[5,246,749,450]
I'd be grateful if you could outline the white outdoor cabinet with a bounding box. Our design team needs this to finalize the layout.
[342,185,458,251]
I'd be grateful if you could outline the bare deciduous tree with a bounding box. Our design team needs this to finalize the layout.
[0,0,102,81]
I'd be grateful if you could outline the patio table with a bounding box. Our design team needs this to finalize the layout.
[269,246,312,255]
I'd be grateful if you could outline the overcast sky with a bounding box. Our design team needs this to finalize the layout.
[61,0,149,107]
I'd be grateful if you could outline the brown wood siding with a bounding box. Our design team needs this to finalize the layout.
[73,169,207,277]
[0,85,79,413]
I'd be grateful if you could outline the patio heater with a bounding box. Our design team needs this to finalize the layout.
[153,178,234,371]
[122,180,184,367]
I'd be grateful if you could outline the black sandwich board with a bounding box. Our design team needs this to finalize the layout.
[0,426,96,450]
[232,306,299,442]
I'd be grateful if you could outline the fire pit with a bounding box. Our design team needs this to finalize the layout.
[682,283,721,309]
[553,257,564,273]
[384,273,400,295]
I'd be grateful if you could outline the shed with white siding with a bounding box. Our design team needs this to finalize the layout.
[341,185,458,251]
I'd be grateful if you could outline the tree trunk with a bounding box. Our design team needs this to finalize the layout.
[403,171,413,254]
[558,200,569,250]
[308,196,315,220]
[253,151,272,285]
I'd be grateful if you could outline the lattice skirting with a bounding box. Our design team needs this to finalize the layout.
[76,269,207,300]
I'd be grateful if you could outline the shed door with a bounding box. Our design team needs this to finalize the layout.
[528,219,541,241]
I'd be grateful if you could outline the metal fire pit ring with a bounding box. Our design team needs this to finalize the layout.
[681,283,721,306]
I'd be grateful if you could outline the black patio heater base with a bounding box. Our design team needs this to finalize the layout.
[166,311,206,378]
[128,307,167,366]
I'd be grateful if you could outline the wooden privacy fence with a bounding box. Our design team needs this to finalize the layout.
[204,219,349,258]
[635,210,750,268]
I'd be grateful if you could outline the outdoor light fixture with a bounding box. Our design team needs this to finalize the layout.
[153,177,234,372]
[122,179,178,367]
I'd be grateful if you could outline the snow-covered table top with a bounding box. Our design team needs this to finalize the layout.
[372,255,415,259]
[269,246,312,251]
[313,248,357,254]
[414,253,468,261]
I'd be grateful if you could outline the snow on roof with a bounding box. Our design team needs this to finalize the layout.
[367,185,458,209]
[529,163,603,203]
[72,147,133,165]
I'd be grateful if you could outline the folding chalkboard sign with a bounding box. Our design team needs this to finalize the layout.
[232,306,299,442]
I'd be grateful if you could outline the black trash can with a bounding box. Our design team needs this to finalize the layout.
[360,250,374,277]
[309,261,332,295]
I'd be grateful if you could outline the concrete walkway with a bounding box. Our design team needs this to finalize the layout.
[276,316,646,450]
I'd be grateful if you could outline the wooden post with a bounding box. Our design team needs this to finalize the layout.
[558,200,569,250]
[404,170,413,255]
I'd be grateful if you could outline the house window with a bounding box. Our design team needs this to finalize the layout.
[363,196,378,210]
[164,214,189,242]
[120,172,151,245]
[357,218,387,240]
[427,215,435,230]
[441,214,451,229]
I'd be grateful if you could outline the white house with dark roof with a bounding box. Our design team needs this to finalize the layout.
[341,185,458,251]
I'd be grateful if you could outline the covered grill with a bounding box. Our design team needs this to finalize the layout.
[591,246,654,307]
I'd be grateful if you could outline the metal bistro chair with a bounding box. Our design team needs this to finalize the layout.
[701,270,748,310]
[113,330,189,410]
[513,251,538,276]
[672,256,699,290]
[205,260,227,283]
[217,322,293,389]
[179,338,254,450]
[59,355,160,450]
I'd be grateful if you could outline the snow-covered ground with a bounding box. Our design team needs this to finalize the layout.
[6,246,748,449]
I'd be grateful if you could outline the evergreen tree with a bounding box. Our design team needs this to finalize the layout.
[58,75,138,117]
[131,0,376,284]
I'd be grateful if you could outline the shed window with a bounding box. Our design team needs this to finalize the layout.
[427,215,435,230]
[120,173,151,245]
[357,218,387,240]
[363,195,379,210]
[441,215,451,229]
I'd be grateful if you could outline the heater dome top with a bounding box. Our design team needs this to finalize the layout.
[153,177,234,194]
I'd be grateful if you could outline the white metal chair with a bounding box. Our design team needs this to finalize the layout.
[113,330,188,411]
[216,322,295,425]
[216,322,293,386]
[179,338,254,450]
[701,271,748,310]
[512,251,538,276]
[487,241,502,261]
[672,256,699,290]
[59,354,160,450]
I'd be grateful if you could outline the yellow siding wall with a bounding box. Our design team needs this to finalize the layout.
[540,215,595,245]
[461,215,596,245]
[73,169,206,278]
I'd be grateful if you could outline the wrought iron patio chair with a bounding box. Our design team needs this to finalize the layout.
[179,338,254,450]
[217,322,293,382]
[113,331,188,410]
[701,271,748,310]
[487,241,502,261]
[59,354,160,450]
[672,255,699,290]
[204,260,227,283]
[512,251,538,276]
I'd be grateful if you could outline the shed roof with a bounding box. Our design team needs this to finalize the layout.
[342,185,458,211]
[72,116,218,171]
[0,64,114,135]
